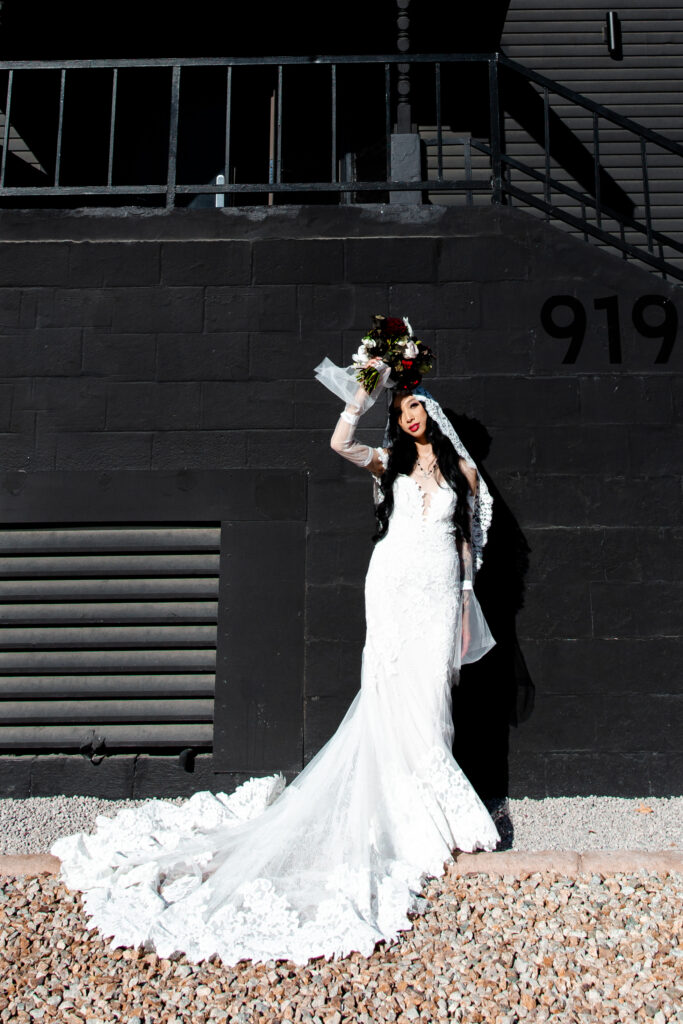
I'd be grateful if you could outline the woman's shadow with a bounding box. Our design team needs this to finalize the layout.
[446,410,535,850]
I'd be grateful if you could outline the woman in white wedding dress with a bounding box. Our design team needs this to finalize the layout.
[52,320,500,966]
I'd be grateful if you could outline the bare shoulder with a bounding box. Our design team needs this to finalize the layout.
[458,458,478,495]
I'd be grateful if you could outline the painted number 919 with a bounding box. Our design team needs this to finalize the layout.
[540,294,678,364]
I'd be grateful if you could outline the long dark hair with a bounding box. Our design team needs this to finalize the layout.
[374,399,472,543]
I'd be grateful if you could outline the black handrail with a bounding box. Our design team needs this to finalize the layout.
[496,148,683,260]
[498,55,683,161]
[0,53,494,70]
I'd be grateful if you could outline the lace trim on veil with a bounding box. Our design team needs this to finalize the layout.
[399,387,492,574]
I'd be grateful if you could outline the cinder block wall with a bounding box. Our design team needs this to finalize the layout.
[0,204,680,798]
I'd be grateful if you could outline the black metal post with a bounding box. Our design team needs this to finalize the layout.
[224,65,232,202]
[593,112,602,229]
[276,65,283,184]
[434,63,443,181]
[396,0,411,132]
[641,138,653,252]
[488,57,503,205]
[543,86,551,217]
[54,69,66,187]
[464,137,473,208]
[0,69,13,189]
[107,68,117,188]
[330,65,337,184]
[166,65,180,210]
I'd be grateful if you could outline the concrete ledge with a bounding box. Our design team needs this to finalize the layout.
[577,850,683,876]
[0,853,61,876]
[0,204,510,243]
[453,850,582,876]
[1,850,682,880]
[453,849,683,877]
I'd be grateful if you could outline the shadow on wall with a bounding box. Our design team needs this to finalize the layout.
[500,63,636,222]
[446,410,535,801]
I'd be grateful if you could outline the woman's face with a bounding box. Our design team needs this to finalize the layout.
[395,393,428,442]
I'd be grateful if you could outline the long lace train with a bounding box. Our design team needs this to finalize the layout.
[52,464,500,965]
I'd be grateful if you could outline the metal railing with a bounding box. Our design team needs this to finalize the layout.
[491,56,683,282]
[0,54,495,205]
[0,52,681,281]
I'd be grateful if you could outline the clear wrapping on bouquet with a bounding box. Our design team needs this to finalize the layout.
[314,357,391,412]
[458,588,496,669]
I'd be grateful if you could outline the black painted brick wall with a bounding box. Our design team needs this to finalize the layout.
[0,204,680,798]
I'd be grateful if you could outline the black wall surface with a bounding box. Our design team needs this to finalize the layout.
[1,1,510,59]
[0,203,680,799]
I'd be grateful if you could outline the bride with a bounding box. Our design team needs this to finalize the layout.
[52,315,500,966]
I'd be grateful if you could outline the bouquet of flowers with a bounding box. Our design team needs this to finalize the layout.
[353,314,435,394]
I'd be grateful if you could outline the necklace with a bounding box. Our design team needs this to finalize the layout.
[416,455,437,479]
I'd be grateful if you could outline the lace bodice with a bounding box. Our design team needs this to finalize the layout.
[385,474,457,542]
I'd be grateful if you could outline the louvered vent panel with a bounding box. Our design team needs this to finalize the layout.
[0,525,220,750]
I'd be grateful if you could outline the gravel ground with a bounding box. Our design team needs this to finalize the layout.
[0,794,681,856]
[1,867,681,1023]
[2,794,682,1021]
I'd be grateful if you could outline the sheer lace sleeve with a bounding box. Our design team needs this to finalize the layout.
[330,408,388,476]
[317,356,392,476]
[330,409,373,469]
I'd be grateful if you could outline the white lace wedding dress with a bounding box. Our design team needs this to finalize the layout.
[52,422,500,966]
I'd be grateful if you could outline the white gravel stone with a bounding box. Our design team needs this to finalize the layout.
[1,793,681,855]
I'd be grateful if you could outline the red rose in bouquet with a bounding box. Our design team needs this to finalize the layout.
[384,317,408,337]
[354,314,435,394]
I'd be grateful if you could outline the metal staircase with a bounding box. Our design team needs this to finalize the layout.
[417,56,683,282]
[476,57,682,282]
